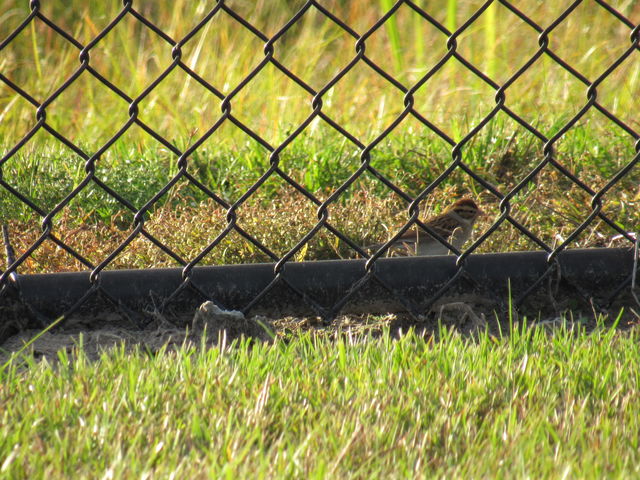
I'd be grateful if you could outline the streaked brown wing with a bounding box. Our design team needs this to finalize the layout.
[420,214,458,240]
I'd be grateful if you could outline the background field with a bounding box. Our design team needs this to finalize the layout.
[1,0,639,272]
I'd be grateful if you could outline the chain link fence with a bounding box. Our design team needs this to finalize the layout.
[1,1,639,335]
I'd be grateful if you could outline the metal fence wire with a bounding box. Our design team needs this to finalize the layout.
[1,1,640,329]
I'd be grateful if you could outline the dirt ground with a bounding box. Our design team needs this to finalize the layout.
[0,309,419,364]
[3,295,636,365]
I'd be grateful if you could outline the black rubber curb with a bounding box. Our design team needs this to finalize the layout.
[7,247,634,320]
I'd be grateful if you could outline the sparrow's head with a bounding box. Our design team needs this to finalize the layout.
[447,198,484,222]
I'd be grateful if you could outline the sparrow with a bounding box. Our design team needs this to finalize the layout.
[367,198,485,256]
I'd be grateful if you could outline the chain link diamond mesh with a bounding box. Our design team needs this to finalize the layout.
[1,0,639,326]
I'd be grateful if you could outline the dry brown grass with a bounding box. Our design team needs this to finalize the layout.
[4,171,638,275]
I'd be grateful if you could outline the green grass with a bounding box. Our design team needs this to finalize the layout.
[2,322,640,478]
[2,5,639,477]
[2,111,638,272]
[2,4,639,476]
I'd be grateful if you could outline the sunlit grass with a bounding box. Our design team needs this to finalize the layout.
[1,1,638,147]
[2,323,640,477]
[2,107,638,271]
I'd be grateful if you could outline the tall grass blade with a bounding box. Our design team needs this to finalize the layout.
[446,0,457,33]
[446,0,458,91]
[29,21,43,80]
[485,1,497,79]
[379,0,403,76]
[412,0,425,73]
